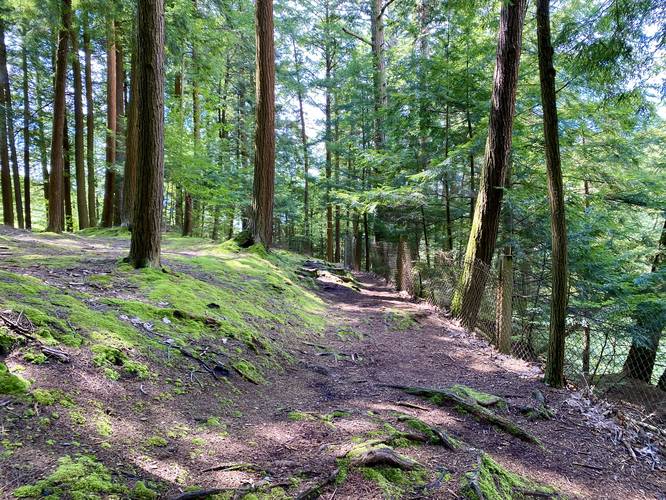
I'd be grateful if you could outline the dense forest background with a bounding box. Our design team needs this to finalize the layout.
[0,0,665,394]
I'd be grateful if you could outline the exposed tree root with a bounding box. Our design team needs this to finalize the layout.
[518,390,555,421]
[386,384,542,446]
[395,413,461,450]
[349,446,420,470]
[172,479,290,500]
[200,461,264,474]
[461,452,559,500]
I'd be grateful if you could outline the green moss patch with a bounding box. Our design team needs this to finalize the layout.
[0,362,29,395]
[385,310,416,332]
[360,465,429,498]
[460,453,557,500]
[232,359,266,384]
[12,455,129,498]
[450,385,506,408]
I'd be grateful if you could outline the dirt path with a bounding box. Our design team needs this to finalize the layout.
[0,229,664,499]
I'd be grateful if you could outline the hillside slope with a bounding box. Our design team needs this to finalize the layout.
[0,228,663,499]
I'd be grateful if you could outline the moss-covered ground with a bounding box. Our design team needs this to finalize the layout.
[0,229,325,498]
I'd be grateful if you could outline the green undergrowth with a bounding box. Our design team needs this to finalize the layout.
[460,453,557,500]
[12,454,158,499]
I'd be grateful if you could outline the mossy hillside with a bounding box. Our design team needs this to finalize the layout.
[0,234,325,388]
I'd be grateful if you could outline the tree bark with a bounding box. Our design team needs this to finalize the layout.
[250,0,275,248]
[34,57,49,213]
[537,0,569,388]
[451,0,527,329]
[128,0,165,268]
[183,193,193,236]
[63,114,73,231]
[0,65,12,226]
[0,21,24,229]
[70,14,89,229]
[101,19,117,228]
[46,0,71,233]
[122,46,138,228]
[83,14,96,226]
[113,33,125,227]
[22,33,31,229]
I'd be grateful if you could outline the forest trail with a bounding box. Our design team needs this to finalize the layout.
[0,230,664,499]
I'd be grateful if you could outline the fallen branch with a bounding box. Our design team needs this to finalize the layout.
[395,414,460,450]
[572,462,604,471]
[172,479,290,500]
[201,462,264,474]
[386,384,542,446]
[295,468,340,500]
[395,400,430,411]
[41,347,70,363]
[0,311,34,338]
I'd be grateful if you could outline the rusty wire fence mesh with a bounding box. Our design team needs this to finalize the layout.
[361,243,665,416]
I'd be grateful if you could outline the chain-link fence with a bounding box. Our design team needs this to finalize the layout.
[353,242,665,417]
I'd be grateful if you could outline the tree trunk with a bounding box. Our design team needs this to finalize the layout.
[371,0,386,149]
[292,38,310,248]
[182,193,193,236]
[623,217,666,383]
[83,14,96,226]
[0,21,24,229]
[451,0,527,329]
[113,33,125,227]
[537,0,569,388]
[250,0,275,248]
[63,114,73,231]
[46,0,71,233]
[334,99,341,263]
[363,212,370,272]
[34,58,49,213]
[101,19,117,228]
[0,67,12,226]
[122,46,138,228]
[70,15,89,229]
[22,33,31,229]
[324,6,333,262]
[128,0,165,268]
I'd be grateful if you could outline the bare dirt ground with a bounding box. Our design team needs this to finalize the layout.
[0,229,664,499]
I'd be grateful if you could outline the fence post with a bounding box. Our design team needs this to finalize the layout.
[582,321,590,378]
[497,253,513,354]
[396,236,413,294]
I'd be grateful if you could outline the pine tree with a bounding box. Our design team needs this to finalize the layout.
[128,0,165,268]
[451,0,527,329]
[46,0,71,233]
[250,0,275,248]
